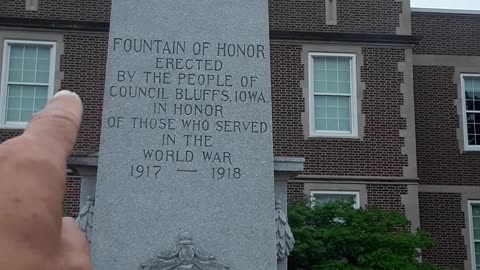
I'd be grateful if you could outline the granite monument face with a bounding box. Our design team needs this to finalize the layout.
[92,0,276,269]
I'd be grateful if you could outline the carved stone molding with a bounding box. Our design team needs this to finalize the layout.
[76,196,95,243]
[275,200,295,261]
[141,231,230,270]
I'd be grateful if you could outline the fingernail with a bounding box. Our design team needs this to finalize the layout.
[55,90,79,98]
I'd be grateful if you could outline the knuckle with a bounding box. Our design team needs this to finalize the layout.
[32,109,79,130]
[27,109,80,155]
[11,142,64,173]
[0,143,16,162]
[65,256,92,270]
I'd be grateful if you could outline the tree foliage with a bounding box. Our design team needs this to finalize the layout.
[287,201,444,270]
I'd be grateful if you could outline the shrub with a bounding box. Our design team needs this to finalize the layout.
[287,201,444,270]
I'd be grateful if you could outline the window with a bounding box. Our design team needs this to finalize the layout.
[0,40,56,127]
[309,53,358,137]
[462,74,480,150]
[310,191,360,209]
[468,201,480,270]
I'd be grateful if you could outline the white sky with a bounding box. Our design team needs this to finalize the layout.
[411,0,480,10]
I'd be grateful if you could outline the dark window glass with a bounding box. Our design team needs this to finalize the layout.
[469,124,475,134]
[469,135,476,145]
[467,101,474,110]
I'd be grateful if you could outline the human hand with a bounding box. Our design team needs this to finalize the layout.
[0,90,91,270]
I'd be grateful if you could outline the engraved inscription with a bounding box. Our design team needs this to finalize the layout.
[105,39,270,181]
[140,231,230,270]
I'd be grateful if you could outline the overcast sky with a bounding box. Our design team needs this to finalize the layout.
[411,0,480,10]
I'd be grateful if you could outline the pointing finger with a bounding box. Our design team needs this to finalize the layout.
[59,217,92,270]
[0,90,83,259]
[23,90,83,160]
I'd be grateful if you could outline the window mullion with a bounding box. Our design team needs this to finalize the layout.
[314,92,351,97]
[7,82,49,86]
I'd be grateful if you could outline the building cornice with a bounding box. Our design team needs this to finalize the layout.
[0,17,109,32]
[0,17,419,45]
[293,175,419,183]
[270,31,419,45]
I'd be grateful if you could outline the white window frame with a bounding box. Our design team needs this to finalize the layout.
[0,40,56,129]
[461,74,480,151]
[310,190,360,209]
[308,52,358,138]
[468,200,480,270]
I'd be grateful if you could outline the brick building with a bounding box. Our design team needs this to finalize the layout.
[0,1,479,269]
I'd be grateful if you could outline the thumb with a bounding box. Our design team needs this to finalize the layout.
[58,217,92,270]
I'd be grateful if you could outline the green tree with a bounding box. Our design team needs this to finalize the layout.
[287,201,444,270]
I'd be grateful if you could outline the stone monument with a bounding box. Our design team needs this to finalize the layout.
[91,0,277,269]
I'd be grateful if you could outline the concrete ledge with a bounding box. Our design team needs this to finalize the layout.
[69,154,305,178]
[274,157,305,181]
[274,157,305,172]
[68,153,98,167]
[295,175,419,183]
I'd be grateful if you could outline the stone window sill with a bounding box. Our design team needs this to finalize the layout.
[0,124,26,130]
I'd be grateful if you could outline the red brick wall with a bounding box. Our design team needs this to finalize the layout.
[62,34,108,155]
[64,176,81,217]
[268,0,403,34]
[366,184,407,213]
[419,192,467,270]
[0,129,22,143]
[0,34,108,155]
[414,66,480,185]
[0,0,111,22]
[1,0,404,35]
[271,44,408,177]
[289,183,409,211]
[287,182,305,204]
[412,13,480,56]
[270,44,304,158]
